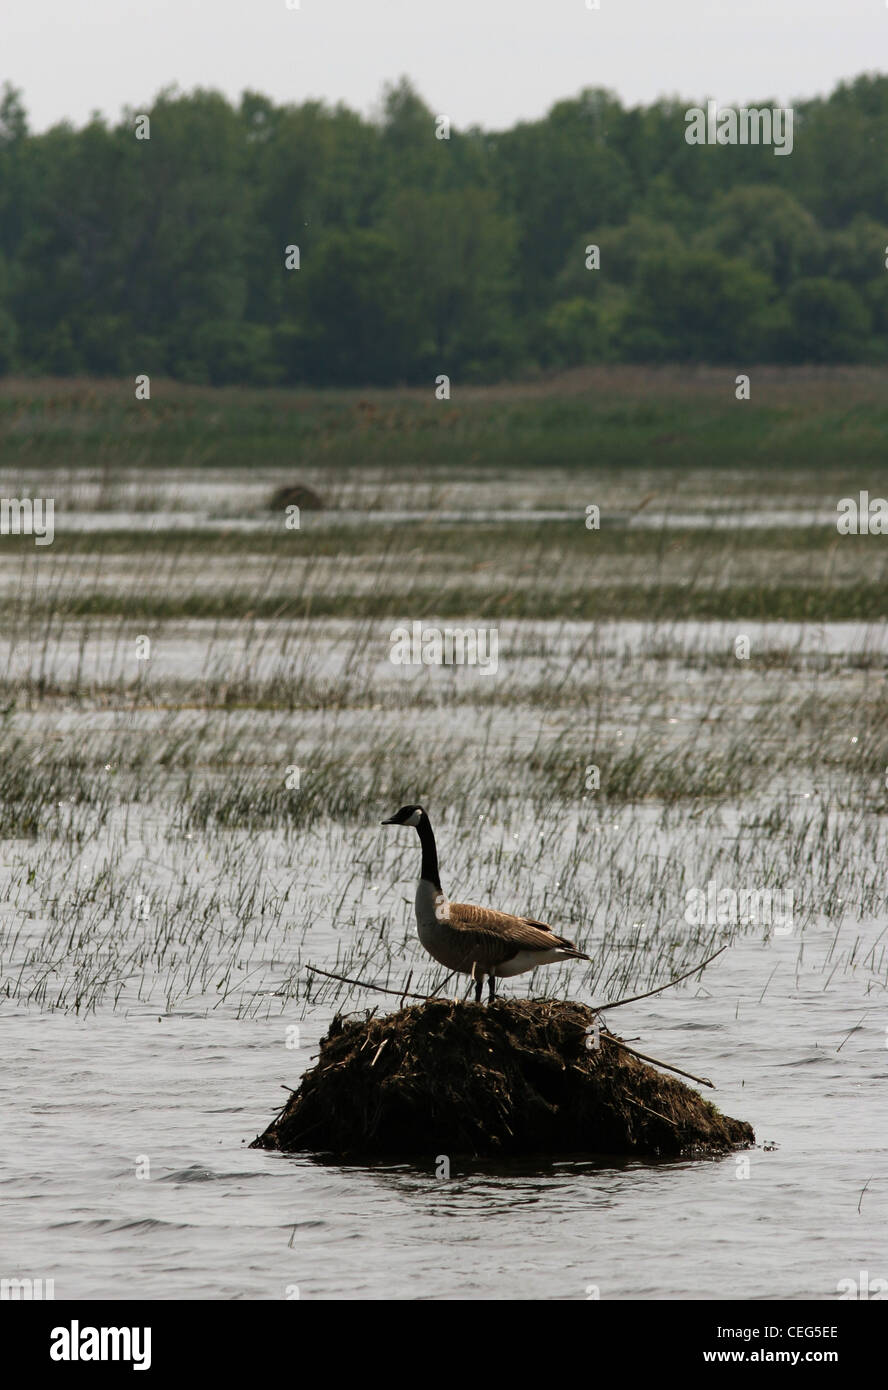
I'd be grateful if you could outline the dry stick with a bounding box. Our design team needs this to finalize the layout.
[398,969,413,1010]
[305,964,426,1000]
[625,1096,679,1127]
[589,944,728,1013]
[307,948,727,1012]
[604,1035,714,1089]
[858,1177,873,1215]
[427,971,458,998]
[305,963,454,1002]
[837,1010,870,1053]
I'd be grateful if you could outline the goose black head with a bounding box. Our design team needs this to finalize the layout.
[381,804,425,828]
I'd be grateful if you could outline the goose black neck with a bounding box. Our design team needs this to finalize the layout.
[417,814,441,891]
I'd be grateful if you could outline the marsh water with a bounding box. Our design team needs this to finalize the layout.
[1,479,887,1300]
[4,913,886,1301]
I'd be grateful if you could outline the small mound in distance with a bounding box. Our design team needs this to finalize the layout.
[268,483,325,511]
[250,998,754,1159]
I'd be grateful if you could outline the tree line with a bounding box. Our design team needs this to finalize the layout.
[1,74,887,385]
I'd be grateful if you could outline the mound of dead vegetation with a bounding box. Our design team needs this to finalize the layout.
[251,999,754,1159]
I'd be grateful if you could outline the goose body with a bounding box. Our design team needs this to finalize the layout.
[382,805,590,1002]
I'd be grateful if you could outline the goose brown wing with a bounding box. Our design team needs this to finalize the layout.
[447,901,584,963]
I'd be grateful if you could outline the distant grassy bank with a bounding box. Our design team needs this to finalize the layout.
[3,367,888,472]
[1,367,888,623]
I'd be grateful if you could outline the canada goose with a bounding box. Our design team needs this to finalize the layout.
[381,805,590,1002]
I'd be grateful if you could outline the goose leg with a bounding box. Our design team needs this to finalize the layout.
[470,961,484,1004]
[488,973,496,1003]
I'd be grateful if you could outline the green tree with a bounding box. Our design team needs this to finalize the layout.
[623,250,774,361]
[825,215,888,289]
[380,187,521,378]
[492,89,634,313]
[301,228,406,384]
[699,186,824,289]
[781,278,871,362]
[2,74,888,379]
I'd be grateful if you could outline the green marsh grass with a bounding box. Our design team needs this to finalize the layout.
[1,379,888,1018]
[1,614,887,1017]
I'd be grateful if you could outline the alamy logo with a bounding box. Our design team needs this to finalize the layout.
[1,1276,54,1299]
[836,492,888,534]
[50,1320,151,1371]
[0,497,55,545]
[836,1270,888,1300]
[389,621,498,675]
[684,100,793,156]
[684,879,794,934]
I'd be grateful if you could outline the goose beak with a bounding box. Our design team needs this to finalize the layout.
[381,816,397,825]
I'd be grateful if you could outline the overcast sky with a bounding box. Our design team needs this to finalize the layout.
[8,0,888,132]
